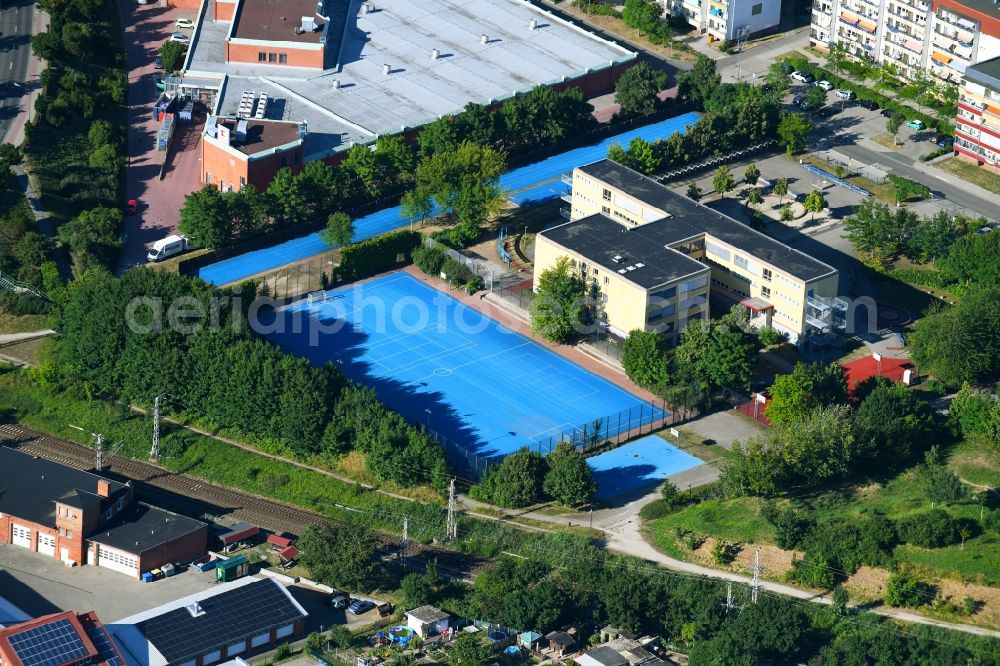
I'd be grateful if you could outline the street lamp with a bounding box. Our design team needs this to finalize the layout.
[873,352,882,377]
[425,408,432,429]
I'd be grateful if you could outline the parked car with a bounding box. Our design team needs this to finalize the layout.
[125,198,138,215]
[906,119,926,130]
[816,80,834,91]
[779,61,794,74]
[977,226,993,235]
[791,71,814,83]
[792,94,804,105]
[175,18,195,29]
[348,599,375,615]
[880,108,895,117]
[834,89,855,100]
[858,99,879,110]
[154,56,164,69]
[146,235,189,262]
[330,594,350,609]
[935,134,954,148]
[155,77,166,90]
[169,32,190,44]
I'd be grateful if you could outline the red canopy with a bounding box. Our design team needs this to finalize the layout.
[267,534,293,548]
[278,545,300,562]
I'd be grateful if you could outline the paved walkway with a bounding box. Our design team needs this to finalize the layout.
[0,329,54,346]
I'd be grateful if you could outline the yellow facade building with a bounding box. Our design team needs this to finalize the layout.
[534,160,843,343]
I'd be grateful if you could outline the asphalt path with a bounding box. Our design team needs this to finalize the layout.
[0,0,34,144]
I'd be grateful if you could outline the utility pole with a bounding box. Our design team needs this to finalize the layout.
[751,549,761,604]
[150,395,161,462]
[446,478,458,540]
[722,581,734,613]
[401,516,409,565]
[94,433,104,471]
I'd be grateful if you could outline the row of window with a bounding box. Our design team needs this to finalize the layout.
[612,209,639,226]
[58,527,75,538]
[258,52,289,64]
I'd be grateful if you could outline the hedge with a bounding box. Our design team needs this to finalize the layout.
[335,229,422,282]
[782,56,953,135]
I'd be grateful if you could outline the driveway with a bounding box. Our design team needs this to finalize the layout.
[117,1,203,271]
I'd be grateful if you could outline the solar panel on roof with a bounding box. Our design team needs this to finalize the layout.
[7,619,90,666]
[85,625,122,666]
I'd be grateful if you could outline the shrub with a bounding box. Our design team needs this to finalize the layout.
[0,292,51,316]
[897,509,961,548]
[792,554,837,588]
[639,498,673,520]
[711,540,740,565]
[763,504,814,550]
[885,572,932,608]
[466,275,485,294]
[757,326,785,347]
[336,229,421,282]
[411,245,447,275]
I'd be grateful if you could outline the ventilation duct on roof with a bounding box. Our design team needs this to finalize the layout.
[383,63,391,76]
[333,78,340,89]
[481,34,489,44]
[431,48,440,60]
[528,19,537,30]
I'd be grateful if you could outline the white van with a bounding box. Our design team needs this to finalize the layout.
[147,235,188,262]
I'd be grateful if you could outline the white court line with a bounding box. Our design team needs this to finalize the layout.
[526,422,578,442]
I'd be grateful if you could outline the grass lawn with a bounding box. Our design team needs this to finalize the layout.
[934,157,1000,196]
[872,133,900,150]
[560,3,697,61]
[648,497,774,555]
[799,155,896,204]
[0,336,50,366]
[0,313,50,334]
[896,538,1000,586]
[948,437,1000,488]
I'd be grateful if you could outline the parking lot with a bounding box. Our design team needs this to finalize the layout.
[117,0,204,270]
[0,544,217,621]
[285,584,387,633]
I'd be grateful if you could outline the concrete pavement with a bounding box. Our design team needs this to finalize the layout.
[0,0,43,146]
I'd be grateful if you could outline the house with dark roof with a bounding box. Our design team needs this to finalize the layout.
[536,160,844,344]
[0,448,207,578]
[108,578,308,666]
[0,610,126,666]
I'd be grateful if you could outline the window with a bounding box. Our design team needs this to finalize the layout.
[752,2,762,14]
[705,241,731,261]
[761,286,771,298]
[66,531,73,539]
[604,276,609,285]
[762,268,772,282]
[279,54,288,64]
[601,205,610,215]
[734,255,750,271]
[602,188,612,201]
[268,53,277,63]
[239,176,246,186]
[58,528,65,537]
[258,52,267,62]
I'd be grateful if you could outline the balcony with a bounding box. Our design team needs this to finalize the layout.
[560,192,573,203]
[560,173,573,187]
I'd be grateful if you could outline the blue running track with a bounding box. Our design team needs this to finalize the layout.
[587,434,703,500]
[264,272,666,460]
[199,112,701,285]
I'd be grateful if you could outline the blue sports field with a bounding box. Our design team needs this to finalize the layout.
[198,112,701,286]
[587,435,703,500]
[264,272,665,461]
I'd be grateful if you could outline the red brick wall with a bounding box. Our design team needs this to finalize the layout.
[225,42,324,69]
[202,139,304,192]
[138,525,209,574]
[167,0,201,8]
[932,0,1000,37]
[214,0,236,20]
[1,515,84,564]
[550,60,636,98]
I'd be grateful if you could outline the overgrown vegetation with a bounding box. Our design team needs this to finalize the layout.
[470,444,596,508]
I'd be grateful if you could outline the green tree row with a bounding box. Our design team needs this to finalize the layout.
[470,444,597,508]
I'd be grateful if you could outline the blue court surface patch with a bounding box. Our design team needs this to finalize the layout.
[198,112,701,286]
[263,272,665,459]
[588,435,703,500]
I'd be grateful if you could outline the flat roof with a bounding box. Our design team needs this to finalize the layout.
[966,56,1000,90]
[186,0,634,156]
[88,503,206,555]
[0,447,127,527]
[212,117,303,156]
[231,0,325,44]
[576,160,838,282]
[540,214,708,289]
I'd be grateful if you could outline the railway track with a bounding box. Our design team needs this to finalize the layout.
[0,422,487,578]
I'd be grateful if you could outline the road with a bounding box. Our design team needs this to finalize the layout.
[0,0,35,144]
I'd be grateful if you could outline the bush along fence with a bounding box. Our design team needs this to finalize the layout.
[433,397,679,480]
[657,140,778,182]
[335,229,421,282]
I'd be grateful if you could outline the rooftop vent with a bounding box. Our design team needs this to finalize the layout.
[611,255,624,263]
[635,262,645,268]
[186,603,206,618]
[383,63,391,76]
[301,16,317,31]
[528,19,537,30]
[480,34,489,44]
[617,269,627,274]
[298,120,309,140]
[431,48,440,60]
[333,78,341,89]
[362,3,370,13]
[625,265,636,271]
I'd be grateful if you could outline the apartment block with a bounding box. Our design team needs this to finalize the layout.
[810,0,1000,85]
[534,160,842,344]
[955,56,1000,167]
[663,0,783,42]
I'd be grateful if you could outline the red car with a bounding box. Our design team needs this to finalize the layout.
[126,199,138,215]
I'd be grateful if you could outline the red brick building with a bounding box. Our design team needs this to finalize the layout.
[0,448,207,578]
[0,610,126,666]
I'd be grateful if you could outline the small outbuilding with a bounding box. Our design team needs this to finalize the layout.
[405,605,450,638]
[545,631,577,656]
[518,631,543,650]
[576,646,629,666]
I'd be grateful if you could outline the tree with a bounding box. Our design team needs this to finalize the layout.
[909,286,1000,386]
[803,189,827,221]
[853,382,936,463]
[888,174,931,206]
[297,160,339,217]
[544,443,596,506]
[777,113,811,156]
[622,329,670,391]
[178,185,233,248]
[401,571,435,609]
[919,455,966,505]
[159,40,184,72]
[530,256,588,344]
[885,573,930,607]
[746,187,763,208]
[614,62,667,117]
[832,585,850,615]
[321,212,353,247]
[267,167,306,227]
[886,113,902,144]
[676,55,720,106]
[780,205,794,224]
[825,41,848,76]
[712,165,735,199]
[87,119,115,149]
[450,634,492,666]
[58,207,122,270]
[843,197,919,263]
[674,308,758,392]
[908,210,957,262]
[765,362,848,426]
[686,182,702,200]
[472,448,547,508]
[773,177,788,204]
[299,522,377,590]
[804,85,827,110]
[764,62,790,94]
[744,164,760,187]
